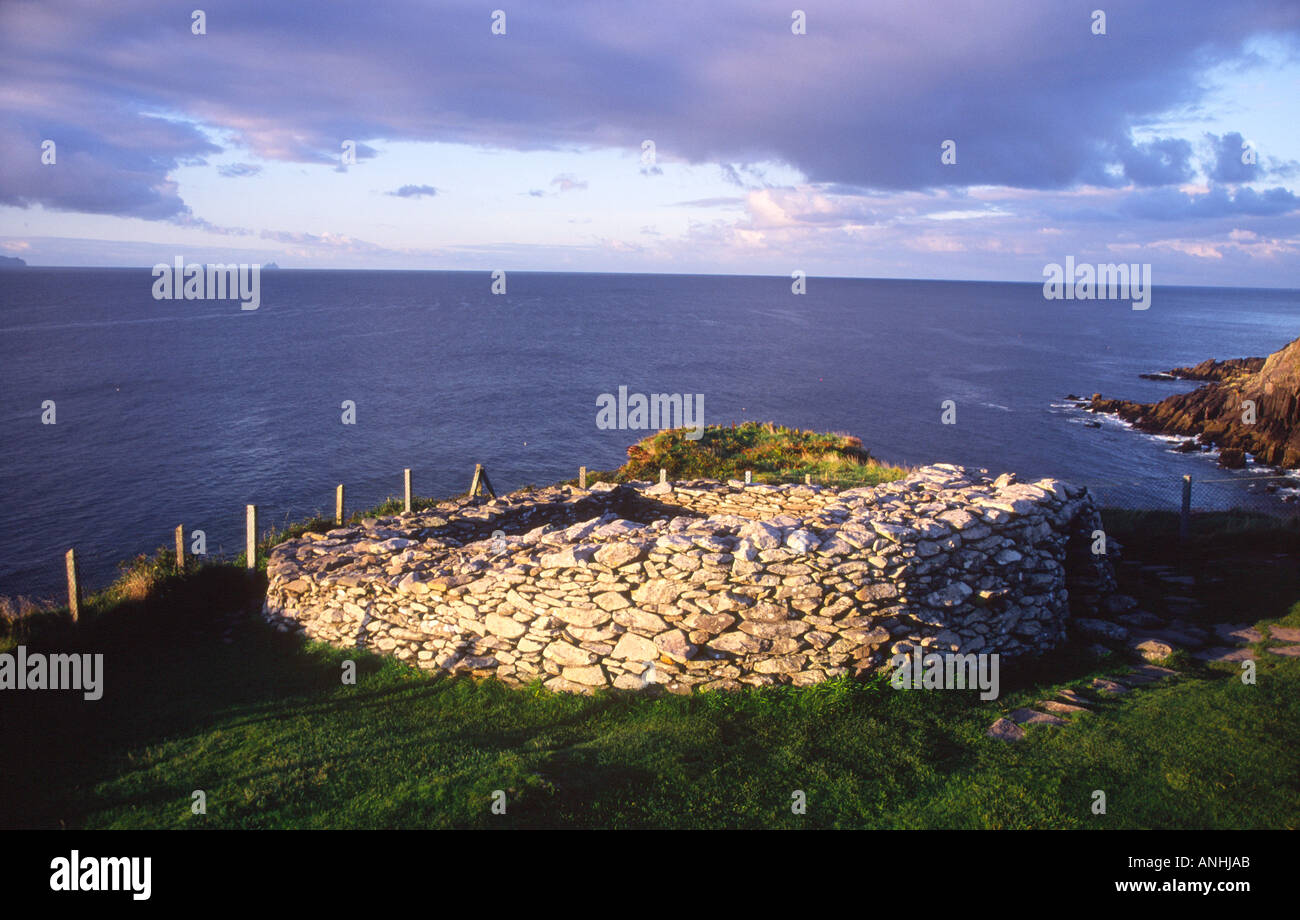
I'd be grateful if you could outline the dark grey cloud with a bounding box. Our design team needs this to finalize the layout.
[0,112,219,218]
[388,184,439,198]
[1207,131,1258,182]
[0,0,1296,221]
[718,163,769,189]
[1116,137,1196,187]
[218,162,262,178]
[1122,184,1299,220]
[1202,131,1300,182]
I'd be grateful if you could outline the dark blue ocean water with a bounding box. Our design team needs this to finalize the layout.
[2,268,1298,598]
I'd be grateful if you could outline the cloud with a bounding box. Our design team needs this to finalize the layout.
[672,197,746,208]
[258,229,391,253]
[1121,184,1300,220]
[1206,131,1260,183]
[0,0,1296,229]
[550,173,588,193]
[388,184,439,198]
[718,163,770,189]
[1116,137,1195,187]
[0,114,218,219]
[218,162,262,178]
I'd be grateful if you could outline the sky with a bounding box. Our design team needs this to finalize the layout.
[1,0,1299,286]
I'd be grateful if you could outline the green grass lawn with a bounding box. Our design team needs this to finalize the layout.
[3,427,1298,829]
[3,563,1297,829]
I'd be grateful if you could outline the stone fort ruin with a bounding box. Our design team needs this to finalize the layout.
[263,465,1119,693]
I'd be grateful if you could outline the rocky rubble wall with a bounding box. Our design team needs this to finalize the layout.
[262,465,1118,694]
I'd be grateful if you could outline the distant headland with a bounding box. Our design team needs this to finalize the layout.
[1088,335,1300,469]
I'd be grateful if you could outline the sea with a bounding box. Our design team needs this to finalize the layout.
[2,268,1298,598]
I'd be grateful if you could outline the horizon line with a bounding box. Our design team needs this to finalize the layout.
[4,264,1298,293]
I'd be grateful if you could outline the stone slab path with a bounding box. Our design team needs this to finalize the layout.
[987,664,1180,741]
[989,607,1298,741]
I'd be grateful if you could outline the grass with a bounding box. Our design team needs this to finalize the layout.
[2,427,1297,828]
[3,593,1296,828]
[576,421,910,487]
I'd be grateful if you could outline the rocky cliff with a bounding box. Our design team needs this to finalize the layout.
[1090,335,1300,469]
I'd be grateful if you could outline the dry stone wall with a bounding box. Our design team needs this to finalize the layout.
[262,465,1120,694]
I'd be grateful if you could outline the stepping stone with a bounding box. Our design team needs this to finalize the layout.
[1119,611,1165,629]
[1165,621,1211,643]
[1104,595,1139,614]
[1009,708,1068,726]
[1075,618,1128,641]
[987,718,1025,742]
[1267,626,1300,643]
[1158,575,1196,587]
[1145,628,1207,649]
[1038,699,1089,714]
[1057,688,1089,705]
[1131,638,1175,661]
[1213,623,1263,644]
[1121,664,1178,685]
[1267,645,1300,657]
[1193,646,1257,663]
[1092,678,1129,695]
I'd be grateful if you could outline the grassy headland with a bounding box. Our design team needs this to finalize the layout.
[2,424,1297,829]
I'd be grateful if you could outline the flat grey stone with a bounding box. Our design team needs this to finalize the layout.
[1213,623,1263,644]
[1121,664,1178,684]
[1037,700,1089,714]
[1193,646,1256,663]
[987,718,1025,742]
[1009,708,1067,726]
[1131,638,1175,661]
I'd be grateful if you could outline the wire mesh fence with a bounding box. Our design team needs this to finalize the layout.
[1082,474,1300,518]
[735,468,1300,518]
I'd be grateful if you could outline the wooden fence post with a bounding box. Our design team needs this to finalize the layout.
[404,468,412,513]
[336,484,345,525]
[175,524,186,572]
[246,504,257,570]
[65,548,81,622]
[1180,475,1192,542]
[579,466,587,490]
[469,464,483,500]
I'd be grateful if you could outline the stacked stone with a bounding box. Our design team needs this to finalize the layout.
[263,465,1120,694]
